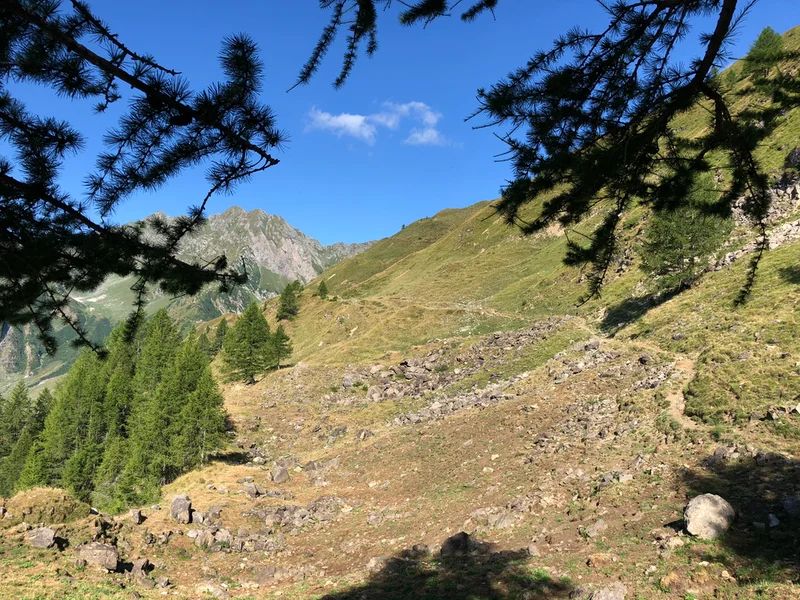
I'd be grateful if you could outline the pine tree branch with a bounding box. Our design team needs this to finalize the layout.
[8,0,279,168]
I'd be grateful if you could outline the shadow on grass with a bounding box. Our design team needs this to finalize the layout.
[779,266,800,285]
[680,449,800,585]
[601,288,681,335]
[212,451,250,465]
[320,544,574,600]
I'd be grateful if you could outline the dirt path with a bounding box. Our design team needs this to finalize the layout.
[665,358,699,430]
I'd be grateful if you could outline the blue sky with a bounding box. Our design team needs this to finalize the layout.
[15,1,800,244]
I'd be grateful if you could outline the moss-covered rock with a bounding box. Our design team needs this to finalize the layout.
[2,487,90,526]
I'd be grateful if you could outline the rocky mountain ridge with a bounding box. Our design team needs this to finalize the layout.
[0,206,374,393]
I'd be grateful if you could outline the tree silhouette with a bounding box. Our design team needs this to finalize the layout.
[1,0,284,353]
[743,26,786,77]
[300,0,795,301]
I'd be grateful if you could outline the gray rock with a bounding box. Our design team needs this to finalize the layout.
[170,494,192,524]
[785,147,800,169]
[357,429,375,441]
[138,577,156,590]
[214,529,233,545]
[196,582,230,599]
[782,492,800,516]
[272,465,289,484]
[584,519,608,539]
[366,556,388,572]
[684,494,735,540]
[440,531,472,556]
[252,566,276,584]
[243,482,260,498]
[26,527,55,549]
[131,558,150,578]
[590,582,627,600]
[129,509,144,525]
[79,542,119,571]
[155,576,170,588]
[195,530,215,549]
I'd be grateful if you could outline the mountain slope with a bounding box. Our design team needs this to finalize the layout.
[0,207,373,393]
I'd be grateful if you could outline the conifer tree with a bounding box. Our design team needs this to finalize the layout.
[90,333,136,506]
[272,324,293,368]
[1,1,283,352]
[222,302,274,383]
[0,381,30,458]
[277,282,299,321]
[213,318,228,355]
[743,26,785,77]
[15,440,47,491]
[0,389,52,497]
[640,173,733,291]
[170,370,226,471]
[299,0,789,301]
[30,351,108,488]
[317,280,329,299]
[198,331,214,359]
[133,309,180,398]
[122,335,211,496]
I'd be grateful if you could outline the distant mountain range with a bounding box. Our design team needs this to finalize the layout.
[0,207,375,392]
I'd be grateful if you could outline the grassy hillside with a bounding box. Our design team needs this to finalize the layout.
[3,26,800,600]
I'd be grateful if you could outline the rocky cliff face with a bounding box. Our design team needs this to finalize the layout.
[0,207,374,390]
[177,207,374,285]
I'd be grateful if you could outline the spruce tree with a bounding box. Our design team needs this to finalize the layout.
[0,381,30,458]
[640,173,733,291]
[317,280,329,299]
[29,350,107,487]
[90,340,136,507]
[222,302,274,383]
[277,283,299,321]
[133,309,180,398]
[15,440,47,491]
[743,26,786,77]
[0,389,52,497]
[213,318,228,355]
[1,1,283,352]
[170,370,227,471]
[272,324,293,368]
[121,335,209,497]
[198,331,214,359]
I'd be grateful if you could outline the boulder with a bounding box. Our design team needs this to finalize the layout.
[272,466,289,484]
[440,531,472,556]
[785,147,800,169]
[195,530,215,549]
[684,494,735,540]
[584,519,608,538]
[26,527,55,549]
[243,483,259,498]
[366,556,388,572]
[196,582,230,599]
[79,542,119,571]
[590,582,628,600]
[170,494,192,524]
[129,509,144,525]
[131,558,150,578]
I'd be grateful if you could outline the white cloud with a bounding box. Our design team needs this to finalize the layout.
[404,127,447,146]
[305,101,452,146]
[305,107,378,144]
